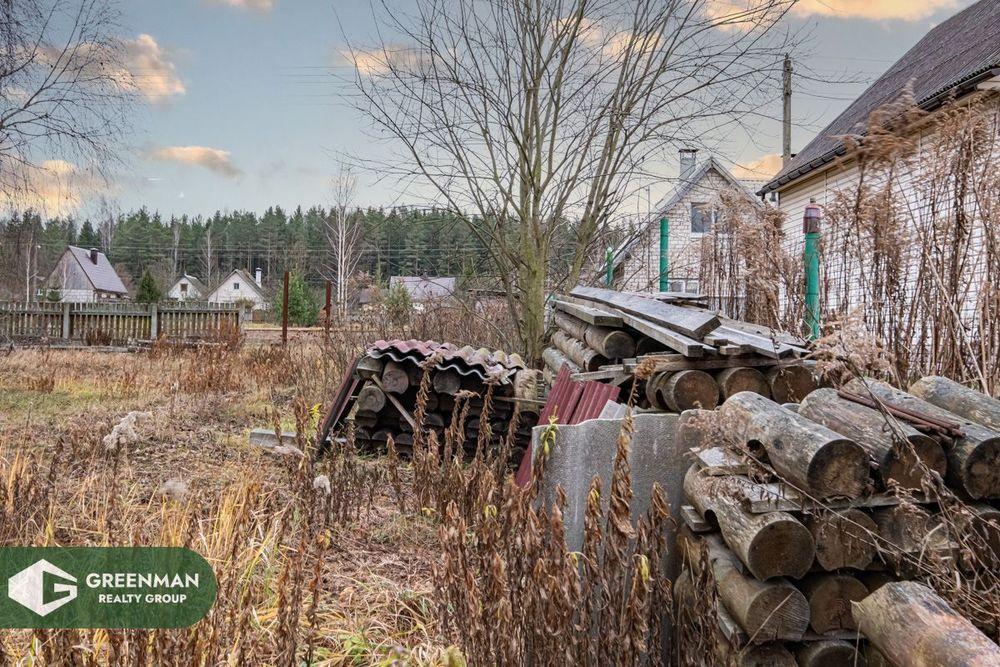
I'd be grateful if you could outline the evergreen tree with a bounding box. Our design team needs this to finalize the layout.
[135,269,162,303]
[285,273,318,326]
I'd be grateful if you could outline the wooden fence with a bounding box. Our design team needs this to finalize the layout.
[0,301,246,345]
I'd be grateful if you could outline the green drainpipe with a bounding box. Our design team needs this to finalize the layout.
[605,246,613,287]
[803,202,822,339]
[658,217,669,292]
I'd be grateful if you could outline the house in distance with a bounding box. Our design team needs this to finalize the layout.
[207,268,269,310]
[44,246,129,302]
[167,274,208,301]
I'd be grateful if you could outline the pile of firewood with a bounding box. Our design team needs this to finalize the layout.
[321,339,541,461]
[676,375,1000,665]
[545,287,820,412]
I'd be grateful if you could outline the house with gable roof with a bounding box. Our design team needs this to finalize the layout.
[44,246,129,302]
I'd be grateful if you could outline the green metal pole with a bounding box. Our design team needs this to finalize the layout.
[803,202,822,339]
[605,246,613,287]
[658,217,669,292]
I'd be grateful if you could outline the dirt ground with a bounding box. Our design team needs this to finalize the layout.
[0,343,453,665]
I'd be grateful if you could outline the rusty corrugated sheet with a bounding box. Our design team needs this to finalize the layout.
[317,356,361,449]
[516,364,620,486]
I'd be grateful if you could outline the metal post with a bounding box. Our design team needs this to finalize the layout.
[605,247,613,287]
[803,201,822,339]
[324,280,332,335]
[782,54,793,166]
[281,271,290,345]
[658,217,669,292]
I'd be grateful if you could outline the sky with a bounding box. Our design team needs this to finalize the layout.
[26,0,978,219]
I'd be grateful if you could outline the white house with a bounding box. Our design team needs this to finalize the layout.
[167,274,208,301]
[207,269,269,310]
[43,246,129,302]
[389,276,456,302]
[611,149,762,294]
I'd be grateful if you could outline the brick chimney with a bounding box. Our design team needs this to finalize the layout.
[679,148,698,182]
[89,248,99,264]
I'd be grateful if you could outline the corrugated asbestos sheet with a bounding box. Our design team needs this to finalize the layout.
[368,339,526,383]
[515,364,620,486]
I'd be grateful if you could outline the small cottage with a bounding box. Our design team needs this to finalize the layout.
[389,276,457,302]
[167,274,208,301]
[207,269,269,310]
[44,246,129,302]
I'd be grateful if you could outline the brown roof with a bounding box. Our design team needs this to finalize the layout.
[761,0,1000,194]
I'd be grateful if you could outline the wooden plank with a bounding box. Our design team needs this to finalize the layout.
[570,367,626,382]
[552,299,623,327]
[696,447,751,476]
[739,480,924,514]
[641,355,804,373]
[612,309,713,357]
[571,286,720,338]
[680,505,713,533]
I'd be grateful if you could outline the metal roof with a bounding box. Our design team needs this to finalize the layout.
[65,246,128,294]
[761,0,1000,194]
[389,276,456,301]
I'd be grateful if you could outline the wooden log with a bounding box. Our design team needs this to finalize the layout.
[963,503,1000,557]
[846,378,1000,499]
[805,508,877,571]
[766,365,819,403]
[736,644,796,667]
[799,388,947,490]
[355,384,386,414]
[798,573,868,634]
[796,640,866,667]
[910,375,1000,430]
[684,465,815,580]
[356,356,384,379]
[644,375,667,411]
[542,347,579,374]
[853,582,1000,666]
[871,504,952,575]
[715,367,770,401]
[634,336,667,356]
[700,534,810,642]
[380,360,410,394]
[431,368,462,395]
[553,310,635,359]
[660,369,720,412]
[551,330,607,372]
[718,391,870,499]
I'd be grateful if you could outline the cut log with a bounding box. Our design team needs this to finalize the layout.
[356,356,384,379]
[796,640,866,667]
[431,368,462,395]
[542,347,580,374]
[799,388,947,490]
[551,330,607,372]
[660,370,720,412]
[909,375,1000,430]
[853,582,1000,666]
[798,573,868,634]
[684,465,815,580]
[871,504,952,575]
[718,391,870,499]
[715,367,770,401]
[700,534,810,642]
[380,361,410,394]
[644,374,667,411]
[734,643,796,667]
[805,508,877,571]
[766,365,819,403]
[963,503,1000,556]
[634,336,667,356]
[355,384,386,413]
[846,378,1000,499]
[552,310,635,359]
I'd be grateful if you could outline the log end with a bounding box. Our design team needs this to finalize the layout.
[747,518,816,580]
[767,364,819,403]
[883,434,947,490]
[962,436,1000,499]
[796,640,866,667]
[744,583,810,641]
[808,439,871,499]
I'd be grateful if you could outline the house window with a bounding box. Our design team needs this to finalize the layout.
[690,203,716,234]
[180,284,188,294]
[668,280,685,293]
[233,282,240,290]
[685,280,700,294]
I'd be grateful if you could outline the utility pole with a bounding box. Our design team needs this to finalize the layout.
[782,53,793,166]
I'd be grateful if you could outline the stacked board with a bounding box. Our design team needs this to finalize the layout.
[545,287,819,412]
[675,376,1000,665]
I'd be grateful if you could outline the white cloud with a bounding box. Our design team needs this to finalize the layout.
[731,153,783,180]
[125,34,186,104]
[146,146,243,178]
[4,160,106,217]
[340,46,428,77]
[208,0,274,12]
[707,0,959,25]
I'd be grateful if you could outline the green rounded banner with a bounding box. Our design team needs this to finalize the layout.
[0,547,216,628]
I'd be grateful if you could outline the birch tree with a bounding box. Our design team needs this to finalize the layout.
[325,163,364,315]
[348,0,798,361]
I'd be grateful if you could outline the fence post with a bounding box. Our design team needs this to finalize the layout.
[282,271,290,346]
[658,217,670,293]
[803,201,822,339]
[324,280,332,335]
[605,247,613,287]
[150,303,159,342]
[61,302,71,339]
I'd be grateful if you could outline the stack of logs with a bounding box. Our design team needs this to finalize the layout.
[676,375,1000,666]
[346,341,540,461]
[545,287,819,412]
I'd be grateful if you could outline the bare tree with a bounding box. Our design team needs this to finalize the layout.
[0,0,135,207]
[200,224,216,289]
[347,0,797,360]
[324,163,364,316]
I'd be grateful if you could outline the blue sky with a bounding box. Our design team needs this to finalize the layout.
[46,0,976,218]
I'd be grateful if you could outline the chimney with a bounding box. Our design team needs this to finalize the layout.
[89,248,99,264]
[254,268,262,287]
[679,148,698,182]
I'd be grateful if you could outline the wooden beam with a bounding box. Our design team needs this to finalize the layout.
[552,299,623,327]
[570,286,720,338]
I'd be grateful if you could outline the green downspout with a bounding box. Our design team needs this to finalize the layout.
[605,246,613,287]
[658,217,669,292]
[803,202,822,339]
